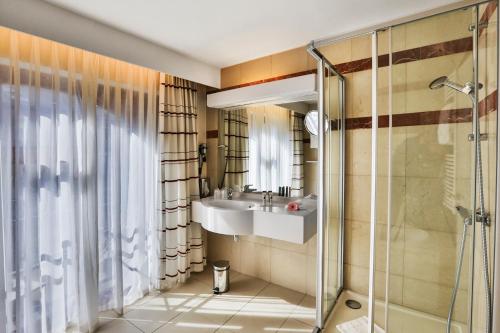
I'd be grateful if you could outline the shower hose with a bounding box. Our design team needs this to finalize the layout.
[446,128,491,333]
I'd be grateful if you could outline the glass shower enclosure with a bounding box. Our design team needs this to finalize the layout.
[310,1,499,332]
[379,3,498,333]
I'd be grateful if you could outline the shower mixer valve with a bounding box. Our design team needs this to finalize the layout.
[475,209,490,226]
[467,133,488,142]
[456,205,489,226]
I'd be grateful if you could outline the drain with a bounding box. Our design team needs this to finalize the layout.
[345,299,362,309]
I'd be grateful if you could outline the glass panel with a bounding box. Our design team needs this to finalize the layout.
[323,64,344,319]
[472,2,497,332]
[374,28,391,331]
[386,6,477,333]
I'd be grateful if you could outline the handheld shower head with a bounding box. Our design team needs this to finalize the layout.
[456,205,470,219]
[456,205,473,225]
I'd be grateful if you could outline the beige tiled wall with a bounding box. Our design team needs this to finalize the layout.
[207,232,317,296]
[220,46,316,89]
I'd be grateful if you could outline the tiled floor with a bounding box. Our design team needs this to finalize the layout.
[95,269,316,333]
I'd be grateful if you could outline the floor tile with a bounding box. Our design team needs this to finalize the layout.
[256,283,305,305]
[225,273,269,297]
[218,307,288,333]
[163,278,215,297]
[194,293,251,325]
[277,318,315,332]
[122,295,182,326]
[155,311,221,333]
[98,310,122,319]
[94,319,142,333]
[126,318,167,333]
[218,285,302,333]
[289,295,316,327]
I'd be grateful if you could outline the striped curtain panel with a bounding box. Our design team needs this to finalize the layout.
[156,74,205,289]
[224,109,249,188]
[290,112,305,197]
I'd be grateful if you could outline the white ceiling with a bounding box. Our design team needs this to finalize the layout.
[45,0,460,68]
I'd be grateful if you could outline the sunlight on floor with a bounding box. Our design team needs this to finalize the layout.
[94,270,316,333]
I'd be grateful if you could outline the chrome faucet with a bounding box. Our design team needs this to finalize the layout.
[262,192,268,206]
[243,184,257,193]
[227,187,233,200]
[261,191,273,206]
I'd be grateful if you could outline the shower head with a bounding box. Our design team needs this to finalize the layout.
[429,76,449,89]
[429,76,482,98]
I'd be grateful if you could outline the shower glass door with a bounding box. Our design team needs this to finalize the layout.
[310,47,345,329]
[381,3,498,333]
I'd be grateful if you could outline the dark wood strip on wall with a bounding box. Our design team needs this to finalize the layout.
[213,1,497,94]
[211,69,317,94]
[344,90,497,130]
[206,130,219,138]
[479,1,498,35]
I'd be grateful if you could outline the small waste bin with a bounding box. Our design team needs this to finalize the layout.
[212,260,230,294]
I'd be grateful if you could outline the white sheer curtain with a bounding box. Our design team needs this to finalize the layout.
[0,28,158,333]
[247,105,291,192]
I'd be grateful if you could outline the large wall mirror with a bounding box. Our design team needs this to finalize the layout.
[217,100,318,197]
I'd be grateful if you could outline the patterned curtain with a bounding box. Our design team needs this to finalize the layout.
[290,112,305,197]
[156,74,206,289]
[223,109,249,188]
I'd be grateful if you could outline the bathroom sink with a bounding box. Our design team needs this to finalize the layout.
[191,194,318,243]
[191,198,257,235]
[207,200,256,210]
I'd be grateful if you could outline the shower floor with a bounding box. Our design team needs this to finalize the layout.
[324,290,467,333]
[94,269,315,333]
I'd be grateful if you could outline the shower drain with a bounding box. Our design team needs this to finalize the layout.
[345,299,362,309]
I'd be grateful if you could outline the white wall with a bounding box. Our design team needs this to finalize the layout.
[0,0,220,88]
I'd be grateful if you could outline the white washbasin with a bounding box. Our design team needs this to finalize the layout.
[207,200,256,210]
[192,194,318,244]
[192,198,256,236]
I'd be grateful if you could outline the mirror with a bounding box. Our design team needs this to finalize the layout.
[217,101,318,197]
[304,110,329,136]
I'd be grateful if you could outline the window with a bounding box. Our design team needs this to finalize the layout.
[247,105,291,192]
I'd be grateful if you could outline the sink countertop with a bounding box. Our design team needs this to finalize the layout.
[199,195,317,216]
[192,193,317,244]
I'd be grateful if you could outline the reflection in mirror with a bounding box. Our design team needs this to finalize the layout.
[219,101,317,197]
[220,109,249,189]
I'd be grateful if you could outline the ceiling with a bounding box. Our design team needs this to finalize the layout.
[45,0,461,68]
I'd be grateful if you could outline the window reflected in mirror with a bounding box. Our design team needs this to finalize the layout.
[218,101,318,197]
